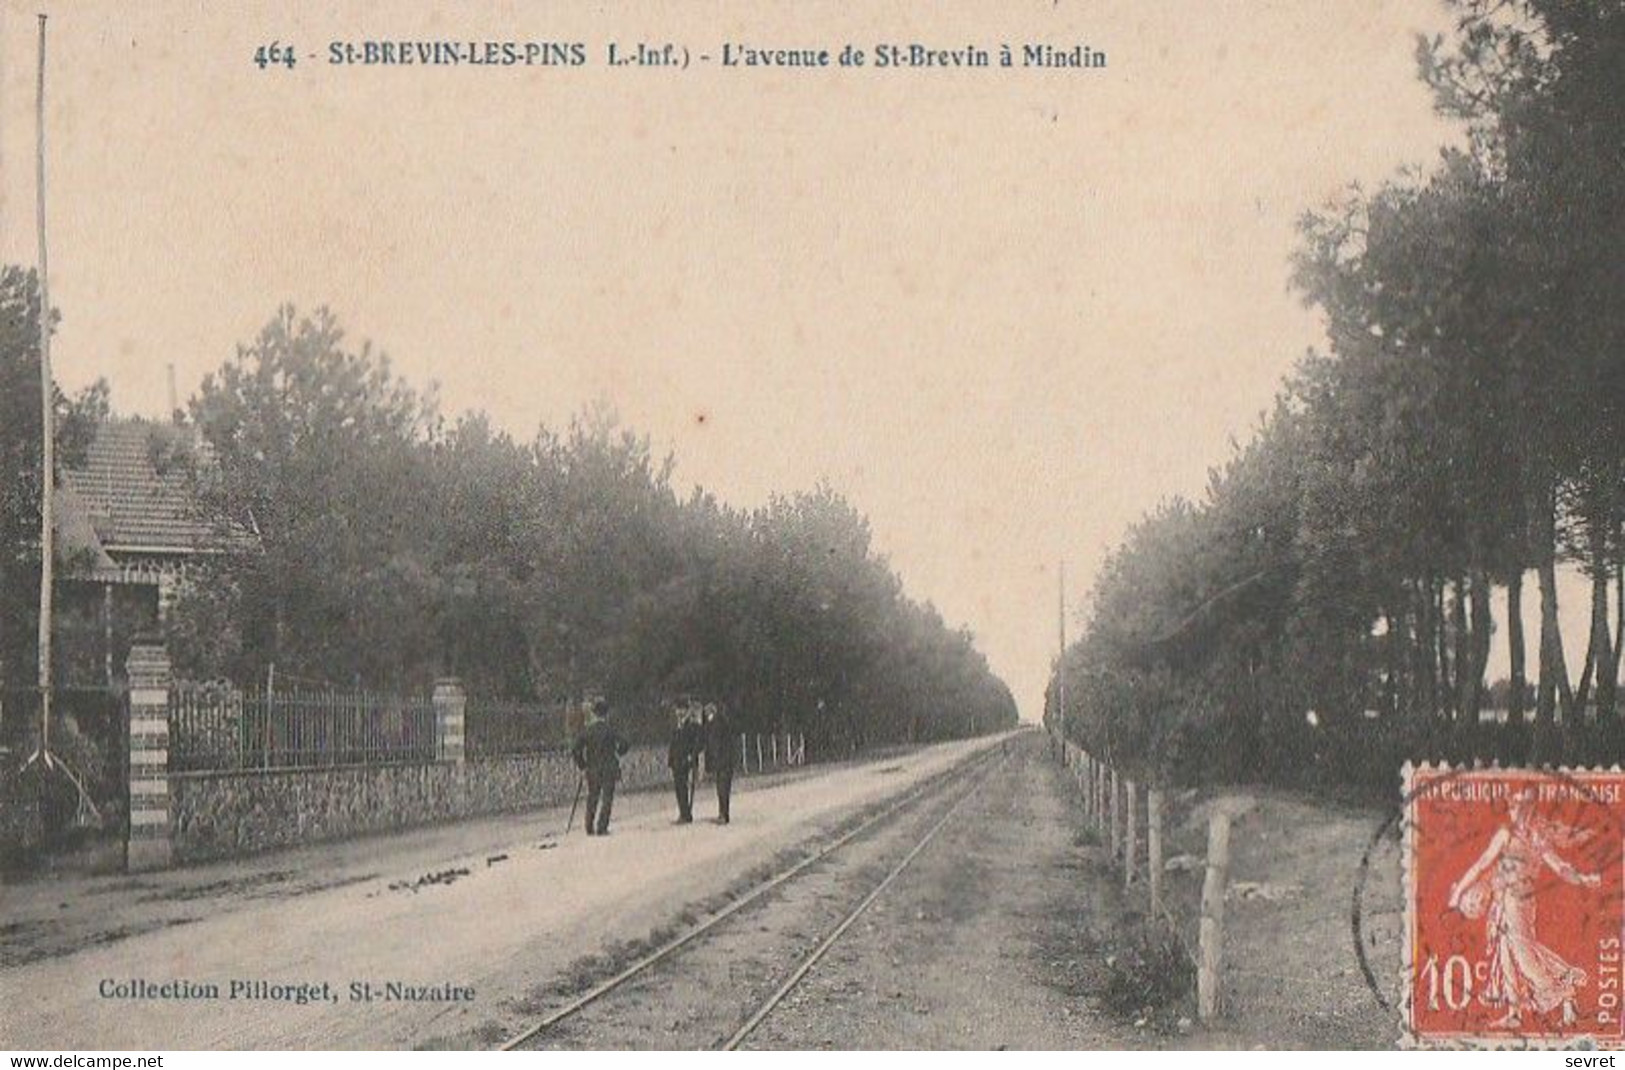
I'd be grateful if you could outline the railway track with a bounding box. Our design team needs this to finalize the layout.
[499,740,1008,1051]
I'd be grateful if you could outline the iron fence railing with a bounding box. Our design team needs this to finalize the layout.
[169,681,436,772]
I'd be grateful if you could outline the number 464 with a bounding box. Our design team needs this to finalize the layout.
[254,42,297,70]
[1420,954,1486,1011]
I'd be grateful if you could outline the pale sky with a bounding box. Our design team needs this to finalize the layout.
[0,1,1592,717]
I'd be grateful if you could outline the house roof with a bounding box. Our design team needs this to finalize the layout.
[59,417,221,555]
[54,483,118,571]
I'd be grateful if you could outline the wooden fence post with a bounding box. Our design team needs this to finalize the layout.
[1123,778,1137,888]
[1093,759,1104,832]
[1198,808,1233,1023]
[1148,788,1165,918]
[1108,768,1120,865]
[1105,767,1118,839]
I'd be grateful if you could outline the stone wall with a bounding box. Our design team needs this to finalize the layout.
[169,744,670,863]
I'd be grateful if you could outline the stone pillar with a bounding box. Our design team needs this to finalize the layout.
[433,678,466,763]
[126,639,172,872]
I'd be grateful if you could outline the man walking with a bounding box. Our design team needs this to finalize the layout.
[668,698,703,824]
[703,703,737,824]
[571,696,629,835]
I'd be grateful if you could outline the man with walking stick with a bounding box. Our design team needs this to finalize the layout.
[571,696,628,836]
[565,766,586,834]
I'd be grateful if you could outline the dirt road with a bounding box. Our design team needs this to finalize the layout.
[2,736,1011,1049]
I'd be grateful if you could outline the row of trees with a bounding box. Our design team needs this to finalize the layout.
[1,291,1015,750]
[1048,0,1624,791]
[0,266,107,687]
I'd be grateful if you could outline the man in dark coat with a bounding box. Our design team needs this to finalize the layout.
[703,703,737,824]
[571,697,629,835]
[668,700,703,823]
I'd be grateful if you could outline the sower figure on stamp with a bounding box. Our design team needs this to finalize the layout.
[1447,790,1601,1029]
[571,696,629,836]
[668,698,703,824]
[703,702,736,825]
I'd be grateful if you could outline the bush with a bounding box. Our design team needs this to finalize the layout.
[0,702,119,872]
[1101,919,1195,1019]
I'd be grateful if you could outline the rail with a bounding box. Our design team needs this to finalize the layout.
[501,741,1004,1050]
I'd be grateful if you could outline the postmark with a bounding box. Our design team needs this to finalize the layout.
[1399,764,1625,1048]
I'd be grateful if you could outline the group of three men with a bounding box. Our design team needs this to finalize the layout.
[568,695,737,836]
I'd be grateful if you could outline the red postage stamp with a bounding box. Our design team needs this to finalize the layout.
[1405,765,1625,1047]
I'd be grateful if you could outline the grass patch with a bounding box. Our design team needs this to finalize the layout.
[1101,918,1194,1022]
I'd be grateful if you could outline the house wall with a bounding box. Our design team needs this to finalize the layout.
[166,745,671,863]
[54,578,157,688]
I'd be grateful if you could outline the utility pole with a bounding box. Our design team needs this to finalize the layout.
[19,15,100,826]
[1056,559,1067,758]
[33,13,56,758]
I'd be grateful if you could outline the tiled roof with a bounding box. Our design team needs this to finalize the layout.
[54,483,118,570]
[59,417,220,554]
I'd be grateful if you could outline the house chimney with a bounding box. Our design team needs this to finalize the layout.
[166,363,179,422]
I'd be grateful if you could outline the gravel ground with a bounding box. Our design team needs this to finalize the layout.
[1075,775,1403,1049]
[742,734,1144,1049]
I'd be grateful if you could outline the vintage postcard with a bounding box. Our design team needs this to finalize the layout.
[1,0,1622,1056]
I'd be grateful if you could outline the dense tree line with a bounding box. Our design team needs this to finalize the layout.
[0,281,1012,851]
[0,266,107,691]
[1,291,1015,750]
[1048,0,1625,792]
[158,307,1017,747]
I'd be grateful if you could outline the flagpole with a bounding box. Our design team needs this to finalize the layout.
[34,12,56,760]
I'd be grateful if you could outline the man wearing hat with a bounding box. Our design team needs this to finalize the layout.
[667,698,704,824]
[571,696,629,835]
[703,703,737,824]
